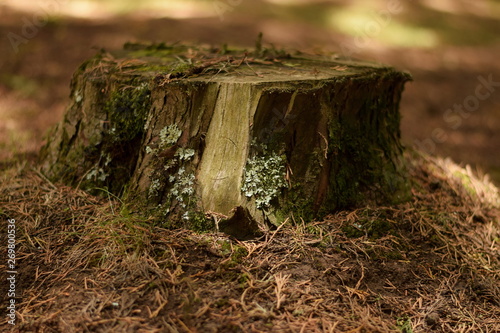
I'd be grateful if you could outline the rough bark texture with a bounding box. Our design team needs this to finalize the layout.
[40,43,411,232]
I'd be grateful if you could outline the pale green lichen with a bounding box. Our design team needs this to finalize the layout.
[85,154,112,182]
[86,168,108,182]
[147,124,197,216]
[154,166,196,218]
[159,124,182,148]
[146,124,182,155]
[148,178,162,197]
[176,148,195,161]
[164,160,177,171]
[242,144,288,210]
[169,167,195,208]
[74,90,83,104]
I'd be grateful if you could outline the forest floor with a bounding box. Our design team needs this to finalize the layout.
[1,1,500,332]
[1,150,499,332]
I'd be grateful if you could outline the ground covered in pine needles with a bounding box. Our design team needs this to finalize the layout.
[1,151,499,333]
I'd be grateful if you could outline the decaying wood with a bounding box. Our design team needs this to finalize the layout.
[40,43,411,233]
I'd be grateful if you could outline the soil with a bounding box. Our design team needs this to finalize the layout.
[1,1,500,332]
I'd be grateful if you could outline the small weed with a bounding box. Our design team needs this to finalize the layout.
[396,316,413,333]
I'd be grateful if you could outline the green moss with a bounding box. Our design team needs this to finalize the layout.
[341,224,365,238]
[327,70,410,209]
[214,298,230,308]
[231,245,248,262]
[342,212,395,239]
[238,272,251,286]
[305,224,322,235]
[219,240,233,256]
[78,80,152,195]
[452,171,477,197]
[433,212,455,232]
[187,211,214,233]
[218,241,248,269]
[367,219,394,239]
[277,183,316,224]
[105,82,151,142]
[120,43,215,78]
[383,251,404,261]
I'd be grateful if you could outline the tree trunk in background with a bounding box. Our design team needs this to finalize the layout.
[40,43,411,237]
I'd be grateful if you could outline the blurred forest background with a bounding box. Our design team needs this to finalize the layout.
[1,0,499,183]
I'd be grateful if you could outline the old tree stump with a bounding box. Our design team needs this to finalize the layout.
[40,43,411,238]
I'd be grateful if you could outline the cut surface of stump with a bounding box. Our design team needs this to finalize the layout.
[40,43,411,234]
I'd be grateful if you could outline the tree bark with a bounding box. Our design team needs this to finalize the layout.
[40,43,411,232]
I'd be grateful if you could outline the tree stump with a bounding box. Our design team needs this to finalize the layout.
[40,43,411,234]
